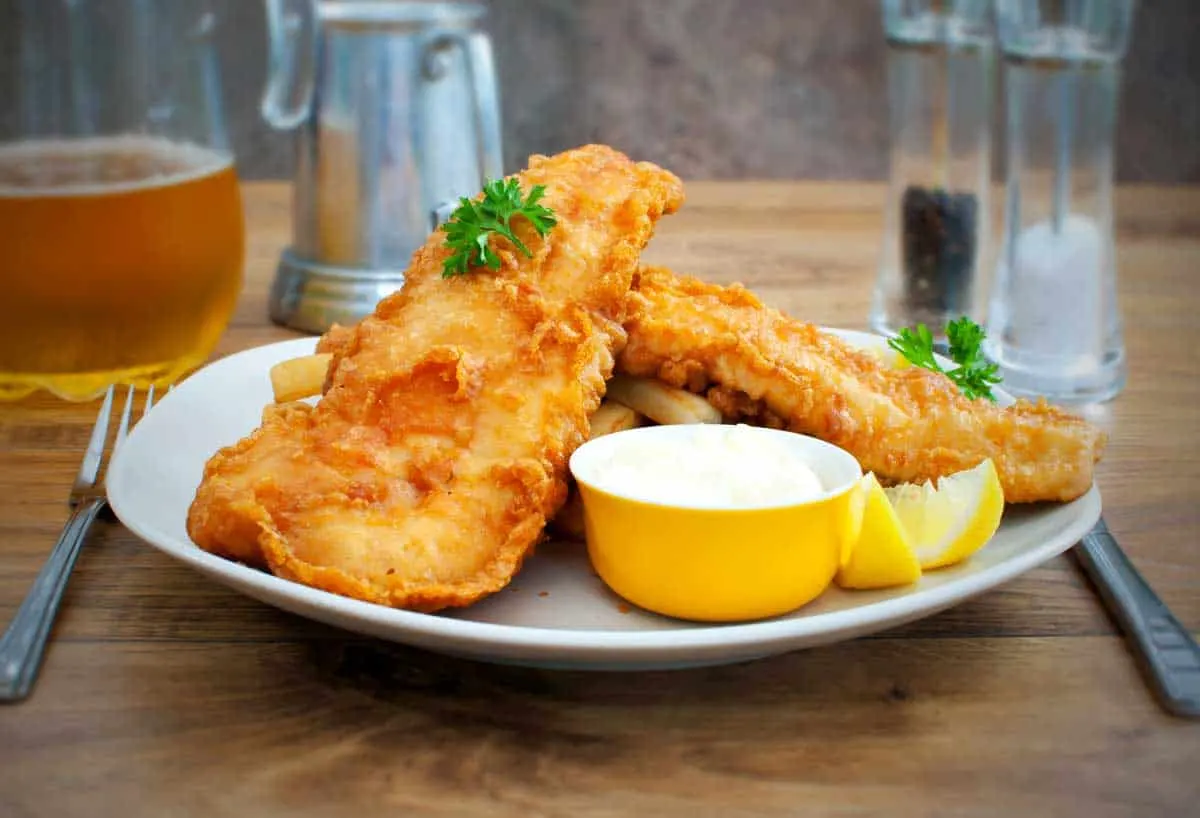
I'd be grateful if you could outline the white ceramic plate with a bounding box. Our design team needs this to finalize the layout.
[107,331,1101,671]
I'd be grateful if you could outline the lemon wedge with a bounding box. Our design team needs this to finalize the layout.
[835,473,922,590]
[884,459,1005,570]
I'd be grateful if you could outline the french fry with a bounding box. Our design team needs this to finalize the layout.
[588,400,643,439]
[605,374,722,426]
[548,401,641,542]
[269,353,332,403]
[547,390,720,542]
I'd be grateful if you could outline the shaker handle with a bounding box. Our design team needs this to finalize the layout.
[423,30,505,183]
[261,0,317,130]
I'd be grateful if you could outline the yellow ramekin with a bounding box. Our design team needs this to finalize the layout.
[569,425,864,622]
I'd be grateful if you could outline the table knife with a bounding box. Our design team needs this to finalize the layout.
[1076,518,1200,718]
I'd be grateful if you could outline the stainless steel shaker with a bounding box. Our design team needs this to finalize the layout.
[261,0,503,333]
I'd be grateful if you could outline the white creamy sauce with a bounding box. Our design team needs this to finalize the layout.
[587,424,826,508]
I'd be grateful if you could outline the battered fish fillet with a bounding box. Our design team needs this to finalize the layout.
[619,266,1105,503]
[186,146,684,611]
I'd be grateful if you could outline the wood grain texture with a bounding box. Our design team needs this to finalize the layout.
[2,639,1196,817]
[0,181,1197,816]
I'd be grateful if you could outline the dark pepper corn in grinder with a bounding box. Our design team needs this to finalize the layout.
[871,1,995,344]
[900,185,978,315]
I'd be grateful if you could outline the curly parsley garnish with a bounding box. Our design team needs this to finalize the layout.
[888,317,1002,402]
[440,178,557,278]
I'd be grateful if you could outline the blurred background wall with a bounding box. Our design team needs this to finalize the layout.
[4,0,1198,182]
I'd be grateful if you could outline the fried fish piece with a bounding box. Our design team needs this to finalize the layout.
[619,266,1105,503]
[187,146,684,610]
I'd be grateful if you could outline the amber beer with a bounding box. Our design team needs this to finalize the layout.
[0,136,244,400]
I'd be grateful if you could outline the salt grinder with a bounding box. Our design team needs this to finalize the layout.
[983,0,1135,403]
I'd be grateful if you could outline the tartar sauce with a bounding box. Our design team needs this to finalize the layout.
[585,424,826,508]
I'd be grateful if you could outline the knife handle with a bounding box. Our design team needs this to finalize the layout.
[1076,519,1200,719]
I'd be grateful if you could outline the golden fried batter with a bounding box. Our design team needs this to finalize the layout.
[619,266,1105,503]
[187,147,684,610]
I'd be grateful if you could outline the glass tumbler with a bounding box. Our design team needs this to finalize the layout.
[872,0,997,346]
[0,0,245,401]
[984,0,1135,403]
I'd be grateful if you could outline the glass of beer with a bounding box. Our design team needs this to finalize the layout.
[0,0,244,401]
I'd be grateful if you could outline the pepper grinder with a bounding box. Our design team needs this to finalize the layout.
[983,0,1135,404]
[872,0,996,346]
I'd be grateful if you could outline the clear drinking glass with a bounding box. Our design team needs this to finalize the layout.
[983,0,1135,403]
[872,0,997,346]
[0,0,245,402]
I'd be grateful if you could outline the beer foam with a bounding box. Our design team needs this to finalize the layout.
[0,135,233,197]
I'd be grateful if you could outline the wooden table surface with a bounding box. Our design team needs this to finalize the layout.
[1,181,1197,817]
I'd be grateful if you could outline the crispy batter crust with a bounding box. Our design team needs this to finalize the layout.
[187,146,684,610]
[619,266,1106,503]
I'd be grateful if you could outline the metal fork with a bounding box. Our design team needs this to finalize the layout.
[0,384,155,703]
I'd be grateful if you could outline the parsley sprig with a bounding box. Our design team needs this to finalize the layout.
[440,178,557,278]
[888,317,1002,401]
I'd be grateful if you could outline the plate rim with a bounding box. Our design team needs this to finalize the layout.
[107,330,1103,660]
